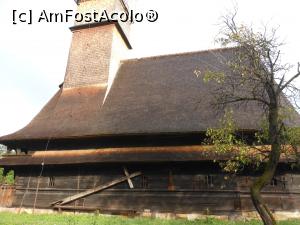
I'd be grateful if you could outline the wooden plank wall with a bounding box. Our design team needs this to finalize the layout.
[12,162,300,213]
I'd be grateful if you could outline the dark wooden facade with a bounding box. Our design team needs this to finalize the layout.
[1,0,300,216]
[10,162,300,214]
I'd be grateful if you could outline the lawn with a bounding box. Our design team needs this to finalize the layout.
[0,212,299,225]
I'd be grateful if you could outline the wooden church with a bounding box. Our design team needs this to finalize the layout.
[1,0,300,215]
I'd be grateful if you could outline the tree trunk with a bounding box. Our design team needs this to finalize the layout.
[250,106,281,225]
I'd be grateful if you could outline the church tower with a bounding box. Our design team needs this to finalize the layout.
[63,0,132,99]
[0,0,134,149]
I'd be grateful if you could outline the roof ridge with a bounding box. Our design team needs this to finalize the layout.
[122,47,236,63]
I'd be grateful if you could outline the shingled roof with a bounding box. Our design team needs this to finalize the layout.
[1,48,299,148]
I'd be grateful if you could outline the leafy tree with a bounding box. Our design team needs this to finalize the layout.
[4,170,15,185]
[201,10,300,225]
[205,110,265,173]
[0,168,15,186]
[0,168,4,184]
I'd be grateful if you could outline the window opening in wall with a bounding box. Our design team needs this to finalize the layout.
[168,170,175,191]
[206,175,214,188]
[48,176,55,187]
[192,175,201,190]
[141,175,149,189]
[281,176,287,189]
[270,176,287,189]
[270,178,278,186]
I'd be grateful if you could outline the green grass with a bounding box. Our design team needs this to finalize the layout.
[0,212,299,225]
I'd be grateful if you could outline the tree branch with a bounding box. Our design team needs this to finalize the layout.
[218,97,270,106]
[279,64,300,92]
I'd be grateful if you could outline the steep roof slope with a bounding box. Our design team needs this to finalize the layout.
[1,48,299,146]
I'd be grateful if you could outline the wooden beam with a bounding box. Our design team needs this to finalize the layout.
[53,205,137,214]
[51,171,142,206]
[123,167,134,189]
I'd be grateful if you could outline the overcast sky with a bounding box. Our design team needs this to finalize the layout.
[0,0,299,136]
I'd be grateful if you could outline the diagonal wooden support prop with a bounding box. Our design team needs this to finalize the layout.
[124,167,134,189]
[51,171,142,206]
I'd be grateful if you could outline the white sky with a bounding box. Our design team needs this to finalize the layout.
[0,0,299,136]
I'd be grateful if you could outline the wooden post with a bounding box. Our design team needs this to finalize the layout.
[123,167,134,189]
